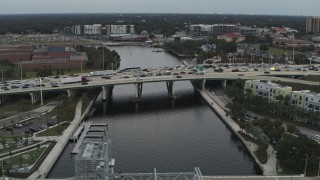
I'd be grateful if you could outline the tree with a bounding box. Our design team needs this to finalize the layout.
[286,124,297,133]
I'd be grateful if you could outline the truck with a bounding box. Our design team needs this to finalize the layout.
[60,76,90,84]
[90,70,114,76]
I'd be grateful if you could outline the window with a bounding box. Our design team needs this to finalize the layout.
[299,96,302,100]
[299,101,301,105]
[256,85,258,89]
[306,97,308,101]
[251,85,253,88]
[270,89,272,92]
[273,90,275,93]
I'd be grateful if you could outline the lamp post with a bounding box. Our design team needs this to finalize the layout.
[102,44,105,70]
[20,62,22,82]
[304,154,309,176]
[39,77,43,106]
[1,70,3,84]
[59,66,61,84]
[80,58,83,74]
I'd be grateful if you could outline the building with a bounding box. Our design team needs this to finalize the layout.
[84,24,102,35]
[212,24,238,35]
[189,24,214,36]
[238,26,257,36]
[245,80,292,104]
[306,17,320,34]
[75,141,111,180]
[291,90,320,113]
[106,25,135,35]
[0,45,33,63]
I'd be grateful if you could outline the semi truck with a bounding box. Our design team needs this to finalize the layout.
[89,70,114,76]
[60,76,90,84]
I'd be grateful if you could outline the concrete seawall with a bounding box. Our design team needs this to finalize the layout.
[197,89,275,175]
[28,96,97,179]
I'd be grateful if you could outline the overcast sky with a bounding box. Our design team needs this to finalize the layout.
[0,0,319,16]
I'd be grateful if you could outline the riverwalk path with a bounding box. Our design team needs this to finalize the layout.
[28,99,83,179]
[198,88,278,176]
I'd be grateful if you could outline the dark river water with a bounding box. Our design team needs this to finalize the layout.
[48,46,261,178]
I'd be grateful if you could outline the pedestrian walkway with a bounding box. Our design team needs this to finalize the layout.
[28,99,83,179]
[199,88,278,176]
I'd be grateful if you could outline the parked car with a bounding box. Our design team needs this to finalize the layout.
[176,75,182,78]
[47,122,55,126]
[5,126,13,131]
[29,127,39,132]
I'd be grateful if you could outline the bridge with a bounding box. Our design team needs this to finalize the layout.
[0,67,319,105]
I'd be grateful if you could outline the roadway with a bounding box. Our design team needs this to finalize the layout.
[1,66,319,96]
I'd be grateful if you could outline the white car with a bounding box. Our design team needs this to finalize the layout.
[315,135,320,140]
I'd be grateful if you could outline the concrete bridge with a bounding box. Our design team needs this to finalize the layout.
[0,69,319,105]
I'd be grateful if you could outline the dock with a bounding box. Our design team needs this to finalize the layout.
[71,121,108,154]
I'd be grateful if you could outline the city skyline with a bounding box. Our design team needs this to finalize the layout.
[0,0,320,16]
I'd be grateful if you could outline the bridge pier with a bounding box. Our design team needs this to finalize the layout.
[220,80,227,89]
[166,81,175,99]
[200,79,206,90]
[30,92,42,104]
[67,89,77,97]
[134,83,143,99]
[0,95,8,105]
[102,86,114,101]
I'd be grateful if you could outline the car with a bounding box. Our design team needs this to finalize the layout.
[173,72,179,75]
[29,127,39,132]
[254,69,259,71]
[315,135,320,140]
[180,71,186,74]
[176,75,182,78]
[2,87,9,90]
[264,71,270,74]
[52,84,59,87]
[239,74,244,76]
[188,71,194,74]
[39,125,48,130]
[14,124,23,128]
[22,85,29,88]
[232,69,239,72]
[5,126,13,131]
[82,82,88,85]
[25,130,32,135]
[47,122,55,126]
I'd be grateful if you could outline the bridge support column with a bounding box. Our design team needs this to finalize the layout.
[102,86,114,101]
[220,80,227,89]
[134,83,143,99]
[201,79,206,90]
[166,81,175,99]
[67,89,77,97]
[30,92,41,104]
[0,95,7,105]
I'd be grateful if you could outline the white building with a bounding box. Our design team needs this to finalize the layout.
[292,90,320,113]
[83,24,102,35]
[245,80,292,103]
[106,25,134,35]
[74,25,82,35]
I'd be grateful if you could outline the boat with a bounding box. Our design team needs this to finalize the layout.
[152,48,163,52]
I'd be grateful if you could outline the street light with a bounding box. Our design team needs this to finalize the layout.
[1,70,3,83]
[304,154,309,176]
[39,77,43,106]
[59,66,61,84]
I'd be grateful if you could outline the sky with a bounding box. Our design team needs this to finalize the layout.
[0,0,320,16]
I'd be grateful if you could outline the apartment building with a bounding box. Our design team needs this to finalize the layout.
[306,17,320,34]
[245,80,292,103]
[291,90,320,113]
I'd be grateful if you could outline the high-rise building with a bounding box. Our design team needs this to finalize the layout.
[306,17,320,33]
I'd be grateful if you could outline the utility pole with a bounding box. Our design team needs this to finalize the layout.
[304,154,309,176]
[318,157,320,177]
[80,58,83,74]
[102,44,105,70]
[1,70,3,83]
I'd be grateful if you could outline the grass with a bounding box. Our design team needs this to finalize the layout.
[254,146,268,164]
[238,131,257,144]
[36,122,70,137]
[269,47,289,55]
[2,147,47,170]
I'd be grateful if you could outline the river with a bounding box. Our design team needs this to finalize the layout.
[48,46,261,178]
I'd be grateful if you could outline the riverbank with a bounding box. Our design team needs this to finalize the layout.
[197,88,278,176]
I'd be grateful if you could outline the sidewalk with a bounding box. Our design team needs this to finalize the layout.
[200,88,277,176]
